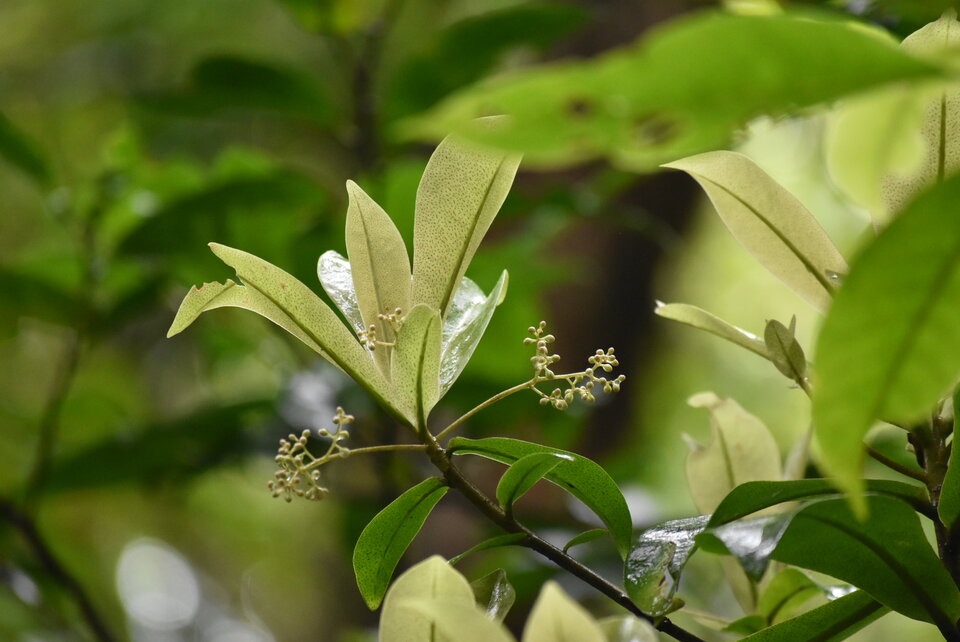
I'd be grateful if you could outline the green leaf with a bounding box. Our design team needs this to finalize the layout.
[403,12,940,171]
[812,172,960,503]
[412,128,521,316]
[664,151,847,311]
[449,533,526,566]
[448,437,633,558]
[353,478,449,610]
[654,301,769,360]
[685,392,782,515]
[0,111,51,184]
[939,386,960,527]
[562,528,609,554]
[344,179,412,374]
[742,590,887,642]
[496,452,568,512]
[755,568,822,625]
[167,245,403,421]
[624,515,710,616]
[380,556,512,642]
[470,569,516,623]
[596,616,659,642]
[774,496,960,628]
[699,513,795,581]
[709,479,931,526]
[391,304,442,426]
[521,581,605,642]
[439,270,509,396]
[764,317,807,383]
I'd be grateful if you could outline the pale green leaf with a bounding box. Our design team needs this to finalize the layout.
[654,301,768,359]
[412,128,521,316]
[686,392,782,515]
[596,616,659,642]
[521,581,605,642]
[812,172,960,504]
[168,245,402,419]
[353,478,449,610]
[470,569,516,623]
[392,304,442,426]
[496,452,569,512]
[380,557,512,642]
[345,180,412,374]
[439,270,509,395]
[664,151,847,311]
[317,249,365,334]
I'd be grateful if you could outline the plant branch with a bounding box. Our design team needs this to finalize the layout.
[420,432,705,642]
[0,498,116,642]
[865,444,927,482]
[436,380,535,442]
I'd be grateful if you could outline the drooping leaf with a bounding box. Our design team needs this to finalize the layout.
[353,478,449,610]
[521,581,605,642]
[685,392,782,515]
[596,616,659,642]
[344,180,412,374]
[624,515,710,616]
[439,270,509,395]
[764,317,807,383]
[664,151,847,311]
[167,245,403,420]
[709,479,931,526]
[412,129,521,316]
[402,12,940,171]
[562,529,609,554]
[317,250,365,335]
[654,301,769,360]
[741,590,887,642]
[449,533,526,566]
[379,556,511,642]
[699,513,796,581]
[470,569,516,623]
[391,304,442,426]
[0,111,51,184]
[448,437,633,558]
[812,172,960,503]
[769,496,960,629]
[938,386,960,527]
[496,452,569,512]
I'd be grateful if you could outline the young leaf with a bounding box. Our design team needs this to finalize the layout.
[448,437,633,558]
[449,533,526,566]
[496,452,569,512]
[685,392,782,515]
[353,478,449,610]
[654,301,769,360]
[624,515,710,616]
[439,270,509,395]
[167,244,403,421]
[812,172,960,503]
[709,479,931,527]
[470,569,516,623]
[663,151,847,311]
[412,129,521,316]
[938,386,960,527]
[317,250,365,335]
[771,496,960,629]
[562,528,609,554]
[391,304,442,426]
[741,590,887,642]
[380,557,512,642]
[521,581,605,642]
[345,180,412,374]
[596,616,659,642]
[764,318,807,383]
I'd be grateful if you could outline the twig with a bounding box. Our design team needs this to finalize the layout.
[865,445,927,482]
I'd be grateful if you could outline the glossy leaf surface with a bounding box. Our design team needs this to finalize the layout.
[448,437,632,558]
[470,568,516,623]
[317,250,365,335]
[742,590,887,642]
[496,452,569,511]
[353,478,449,610]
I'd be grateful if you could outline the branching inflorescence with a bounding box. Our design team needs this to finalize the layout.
[268,407,355,502]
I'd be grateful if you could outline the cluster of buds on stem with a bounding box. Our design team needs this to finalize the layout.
[524,321,626,410]
[268,407,355,502]
[357,307,405,351]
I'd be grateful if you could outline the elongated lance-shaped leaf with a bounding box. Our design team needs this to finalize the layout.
[413,128,521,316]
[764,317,807,383]
[345,180,412,375]
[448,437,633,558]
[522,582,605,642]
[496,452,569,512]
[770,495,960,630]
[439,270,509,396]
[470,569,516,623]
[353,478,449,610]
[742,590,887,642]
[391,304,442,427]
[317,250,365,335]
[168,244,405,421]
[939,386,960,528]
[812,172,960,507]
[394,599,514,642]
[562,528,609,554]
[664,151,847,311]
[655,301,769,359]
[449,534,526,566]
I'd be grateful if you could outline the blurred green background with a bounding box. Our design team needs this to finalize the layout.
[0,0,951,640]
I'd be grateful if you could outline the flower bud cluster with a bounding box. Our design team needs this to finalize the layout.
[267,407,355,502]
[357,307,404,351]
